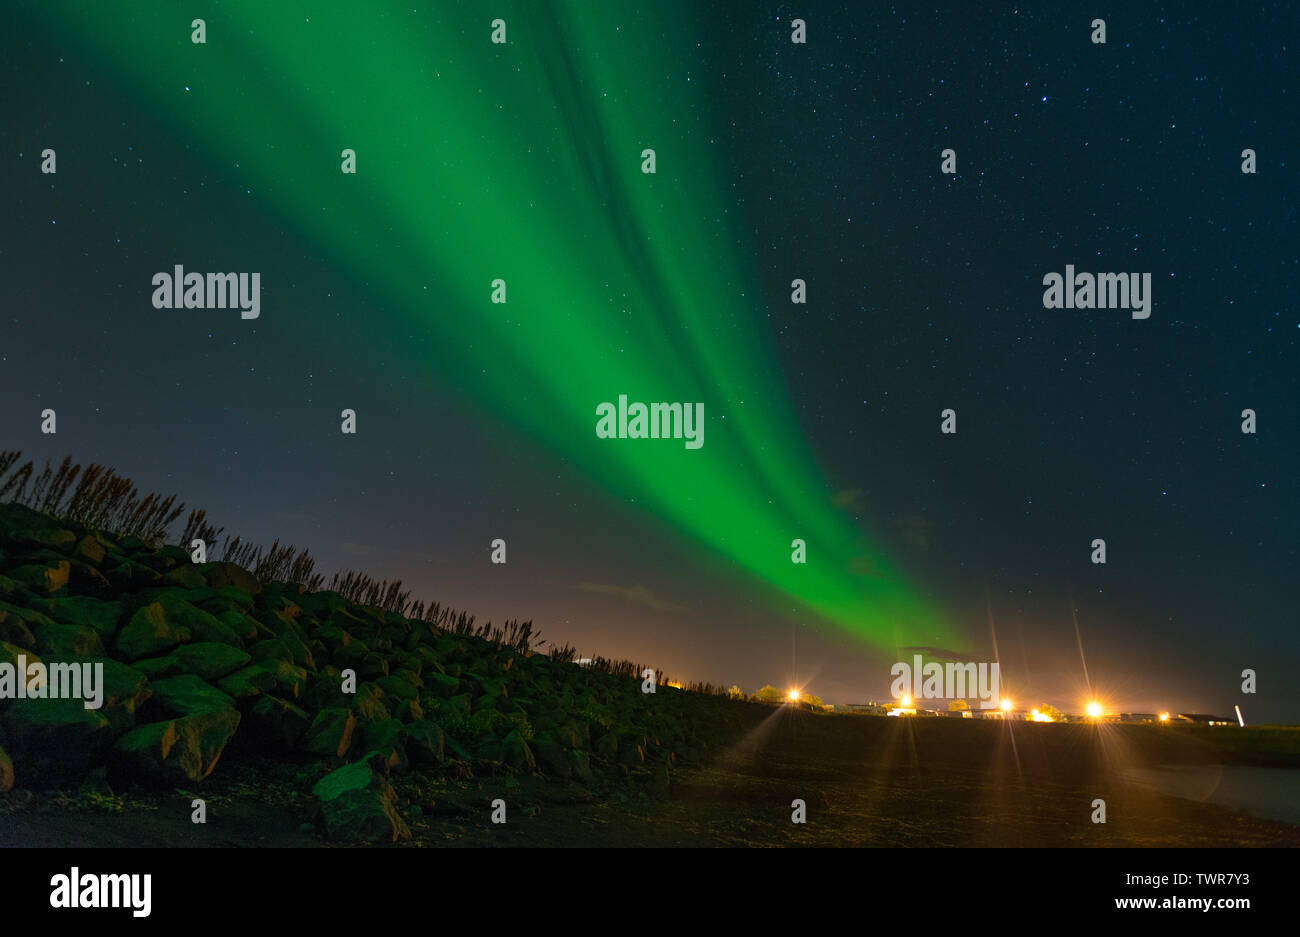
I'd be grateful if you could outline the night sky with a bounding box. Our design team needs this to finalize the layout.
[2,2,1296,721]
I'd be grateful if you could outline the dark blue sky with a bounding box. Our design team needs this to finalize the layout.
[2,2,1296,720]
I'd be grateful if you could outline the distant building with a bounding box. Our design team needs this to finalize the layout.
[832,702,890,715]
[1120,713,1160,723]
[1176,713,1236,726]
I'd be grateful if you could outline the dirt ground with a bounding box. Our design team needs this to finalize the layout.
[3,709,1297,847]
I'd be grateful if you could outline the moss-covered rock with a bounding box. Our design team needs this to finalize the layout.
[196,562,260,595]
[42,596,124,639]
[33,623,106,660]
[312,758,410,843]
[299,707,356,759]
[147,674,236,717]
[0,742,13,792]
[108,709,241,783]
[7,560,70,594]
[247,695,311,749]
[113,602,192,660]
[2,696,115,781]
[171,642,251,681]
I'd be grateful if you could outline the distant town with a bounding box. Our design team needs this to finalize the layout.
[829,697,1240,727]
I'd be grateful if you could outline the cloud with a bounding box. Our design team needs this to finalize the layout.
[577,582,686,614]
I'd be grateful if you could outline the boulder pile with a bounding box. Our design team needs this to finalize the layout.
[0,502,753,841]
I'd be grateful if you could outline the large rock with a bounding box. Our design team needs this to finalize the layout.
[249,633,314,670]
[33,623,105,661]
[0,640,40,670]
[531,736,572,779]
[198,585,256,614]
[147,674,236,717]
[171,642,251,681]
[501,729,536,770]
[92,659,153,735]
[104,558,162,590]
[349,683,390,724]
[358,717,408,771]
[247,695,311,749]
[1,696,116,781]
[0,743,12,792]
[255,659,308,699]
[0,575,26,602]
[153,596,242,647]
[0,502,53,535]
[405,720,445,765]
[109,709,241,783]
[133,655,183,679]
[42,597,124,639]
[375,674,419,703]
[6,561,70,595]
[0,600,56,633]
[394,698,424,724]
[216,664,279,701]
[163,565,207,590]
[0,616,35,650]
[72,534,106,565]
[212,610,258,641]
[94,659,151,708]
[66,561,113,596]
[312,759,410,842]
[300,670,350,713]
[299,707,356,758]
[568,749,595,783]
[12,527,76,552]
[113,602,192,660]
[197,562,261,595]
[423,672,459,699]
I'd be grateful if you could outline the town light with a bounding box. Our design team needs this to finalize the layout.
[900,694,913,708]
[1158,712,1170,722]
[999,698,1013,712]
[787,689,800,702]
[1085,701,1103,719]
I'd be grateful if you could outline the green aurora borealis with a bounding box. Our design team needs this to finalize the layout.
[28,1,955,652]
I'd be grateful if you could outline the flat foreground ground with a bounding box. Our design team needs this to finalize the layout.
[4,709,1298,847]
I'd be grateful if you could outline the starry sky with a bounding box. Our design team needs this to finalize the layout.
[2,2,1296,721]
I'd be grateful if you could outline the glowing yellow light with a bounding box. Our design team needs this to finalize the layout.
[787,689,800,702]
[1030,709,1054,722]
[1000,698,1013,712]
[1086,701,1103,719]
[900,694,913,708]
[1158,711,1170,722]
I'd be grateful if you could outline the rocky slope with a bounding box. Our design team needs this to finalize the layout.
[0,501,755,841]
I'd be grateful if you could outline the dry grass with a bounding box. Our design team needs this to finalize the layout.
[0,449,699,689]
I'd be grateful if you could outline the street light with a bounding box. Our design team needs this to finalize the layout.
[1000,698,1013,712]
[1085,701,1103,719]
